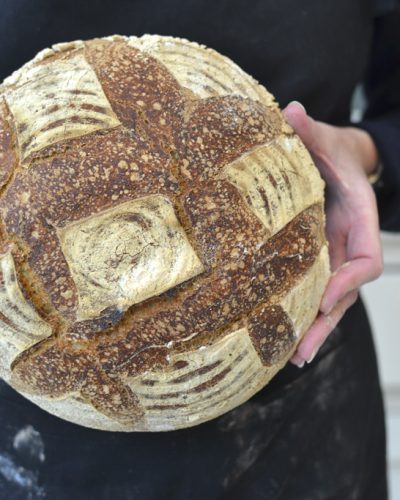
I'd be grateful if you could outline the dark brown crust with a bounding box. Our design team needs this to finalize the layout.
[175,95,282,184]
[10,236,62,327]
[11,341,87,396]
[247,305,296,366]
[10,339,145,425]
[80,366,144,424]
[182,179,267,267]
[1,38,327,426]
[84,39,187,154]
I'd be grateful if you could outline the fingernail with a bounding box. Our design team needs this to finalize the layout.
[289,100,306,113]
[306,347,319,364]
[291,353,306,368]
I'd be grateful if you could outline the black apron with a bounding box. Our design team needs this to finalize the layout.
[0,1,391,498]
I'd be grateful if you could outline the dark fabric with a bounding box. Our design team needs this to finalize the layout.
[0,300,388,500]
[373,0,399,15]
[0,0,397,498]
[0,0,376,124]
[355,4,400,231]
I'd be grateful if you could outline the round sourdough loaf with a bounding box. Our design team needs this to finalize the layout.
[0,35,330,431]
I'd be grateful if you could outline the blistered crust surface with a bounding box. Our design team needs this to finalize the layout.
[0,35,330,431]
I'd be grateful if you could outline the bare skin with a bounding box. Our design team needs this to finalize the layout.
[283,101,383,367]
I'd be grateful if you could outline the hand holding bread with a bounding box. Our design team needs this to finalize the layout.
[284,102,383,367]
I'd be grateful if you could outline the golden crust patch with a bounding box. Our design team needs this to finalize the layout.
[127,326,266,431]
[225,135,325,236]
[4,54,121,162]
[57,195,205,321]
[0,250,52,379]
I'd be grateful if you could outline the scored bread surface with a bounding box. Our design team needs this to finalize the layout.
[0,35,330,431]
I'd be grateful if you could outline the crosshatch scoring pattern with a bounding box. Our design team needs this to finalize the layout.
[0,35,330,431]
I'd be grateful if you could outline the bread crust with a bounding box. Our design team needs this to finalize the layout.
[0,35,330,431]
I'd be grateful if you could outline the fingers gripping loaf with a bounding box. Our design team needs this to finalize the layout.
[0,35,329,431]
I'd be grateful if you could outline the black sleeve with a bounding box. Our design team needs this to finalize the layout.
[355,3,400,232]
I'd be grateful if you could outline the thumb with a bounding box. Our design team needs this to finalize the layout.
[283,101,318,153]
